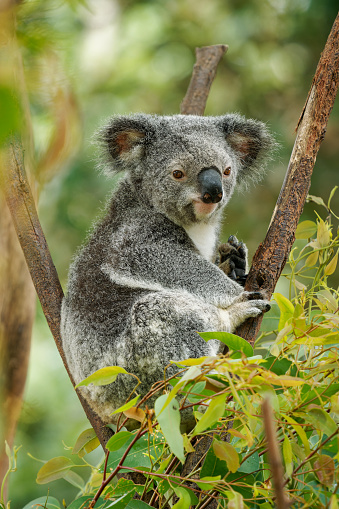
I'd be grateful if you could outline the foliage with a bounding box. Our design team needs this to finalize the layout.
[7,192,338,508]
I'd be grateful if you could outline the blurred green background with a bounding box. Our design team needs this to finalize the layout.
[5,0,339,505]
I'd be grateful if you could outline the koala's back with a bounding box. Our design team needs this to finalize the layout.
[63,180,149,341]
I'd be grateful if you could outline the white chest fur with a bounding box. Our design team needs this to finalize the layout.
[184,222,218,261]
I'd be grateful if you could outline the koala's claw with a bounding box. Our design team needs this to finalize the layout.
[219,235,248,286]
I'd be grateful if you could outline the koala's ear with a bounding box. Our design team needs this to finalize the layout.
[218,114,275,183]
[98,114,156,173]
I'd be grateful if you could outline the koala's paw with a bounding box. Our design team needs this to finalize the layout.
[241,290,271,317]
[219,235,248,286]
[227,290,271,330]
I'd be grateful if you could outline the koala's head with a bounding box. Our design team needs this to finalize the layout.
[98,113,274,227]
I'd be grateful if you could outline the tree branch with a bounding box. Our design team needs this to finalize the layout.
[180,45,228,115]
[262,398,290,509]
[235,12,339,345]
[1,141,113,449]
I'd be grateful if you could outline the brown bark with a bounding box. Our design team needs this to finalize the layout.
[235,12,339,345]
[180,45,228,115]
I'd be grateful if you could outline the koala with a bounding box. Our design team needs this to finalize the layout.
[61,113,274,426]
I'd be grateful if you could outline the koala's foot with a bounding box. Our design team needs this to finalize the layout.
[226,290,271,330]
[219,235,248,286]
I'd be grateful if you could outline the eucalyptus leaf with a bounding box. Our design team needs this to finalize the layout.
[36,456,74,484]
[193,393,227,436]
[75,366,129,388]
[198,331,253,357]
[155,394,185,463]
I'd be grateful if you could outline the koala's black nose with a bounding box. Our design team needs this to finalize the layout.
[198,167,223,204]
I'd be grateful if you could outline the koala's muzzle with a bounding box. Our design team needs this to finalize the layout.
[198,167,223,204]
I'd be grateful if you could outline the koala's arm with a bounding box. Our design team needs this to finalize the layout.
[102,222,243,309]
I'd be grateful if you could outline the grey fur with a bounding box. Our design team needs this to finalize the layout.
[61,113,274,426]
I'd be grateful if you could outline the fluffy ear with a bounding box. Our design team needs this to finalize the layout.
[97,114,156,174]
[218,114,276,184]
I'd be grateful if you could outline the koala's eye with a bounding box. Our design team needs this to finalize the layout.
[223,166,231,176]
[172,169,185,179]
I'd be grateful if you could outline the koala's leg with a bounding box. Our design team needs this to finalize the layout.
[118,290,225,374]
[220,291,271,331]
[113,290,227,429]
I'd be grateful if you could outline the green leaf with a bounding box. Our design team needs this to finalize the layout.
[264,357,296,376]
[328,186,338,210]
[22,497,61,509]
[238,451,259,474]
[305,250,319,267]
[200,443,227,478]
[330,495,339,509]
[213,439,239,473]
[308,195,327,208]
[224,491,244,508]
[160,366,202,413]
[282,436,293,477]
[300,408,337,436]
[75,366,129,388]
[111,396,140,414]
[72,428,100,457]
[63,469,85,489]
[198,331,253,357]
[106,431,132,452]
[154,394,185,463]
[193,392,227,436]
[111,478,140,497]
[325,249,338,276]
[273,293,294,314]
[273,293,294,331]
[36,456,74,484]
[196,476,221,491]
[283,414,310,455]
[295,220,317,239]
[103,432,165,473]
[317,218,331,248]
[172,487,192,509]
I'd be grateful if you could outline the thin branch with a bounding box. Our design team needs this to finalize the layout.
[262,398,290,509]
[180,45,228,115]
[235,12,339,345]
